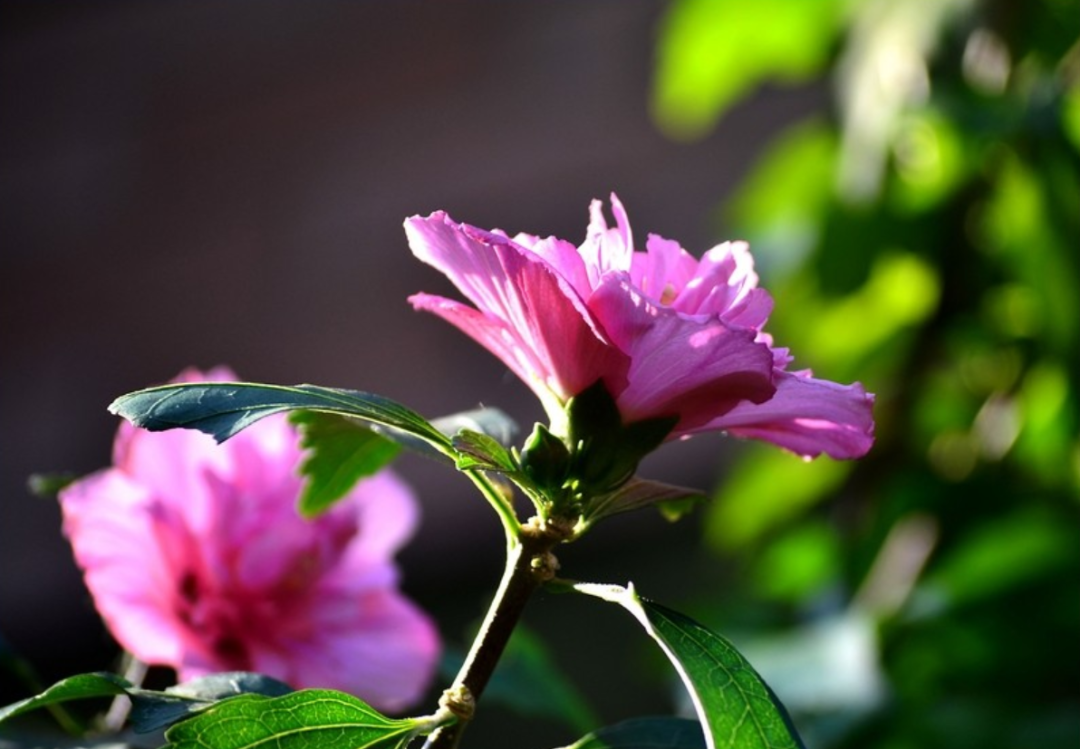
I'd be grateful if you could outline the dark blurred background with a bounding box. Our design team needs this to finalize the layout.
[2,2,1078,748]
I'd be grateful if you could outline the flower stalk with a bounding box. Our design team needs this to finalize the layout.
[423,516,570,749]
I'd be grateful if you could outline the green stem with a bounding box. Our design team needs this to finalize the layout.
[464,469,522,543]
[423,518,565,749]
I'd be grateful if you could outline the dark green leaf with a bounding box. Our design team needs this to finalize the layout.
[575,584,805,749]
[583,478,704,525]
[289,411,402,517]
[452,429,519,473]
[561,717,706,749]
[163,689,430,749]
[109,382,453,457]
[0,673,131,725]
[129,672,295,734]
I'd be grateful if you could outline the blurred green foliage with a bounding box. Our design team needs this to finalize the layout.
[654,0,1079,746]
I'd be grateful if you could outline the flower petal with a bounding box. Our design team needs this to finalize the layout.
[59,470,185,664]
[703,370,876,459]
[589,276,776,430]
[406,213,629,408]
[250,589,440,712]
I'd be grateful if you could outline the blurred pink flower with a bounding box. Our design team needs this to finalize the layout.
[59,367,439,712]
[407,195,874,459]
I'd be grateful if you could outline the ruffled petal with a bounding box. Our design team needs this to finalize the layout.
[701,370,876,459]
[406,213,629,407]
[589,276,776,430]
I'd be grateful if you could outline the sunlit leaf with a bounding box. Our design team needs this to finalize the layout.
[0,672,130,725]
[919,509,1079,608]
[289,411,401,517]
[129,672,294,734]
[653,0,845,139]
[162,689,432,749]
[453,429,519,473]
[707,446,850,550]
[560,716,706,749]
[575,584,805,749]
[725,120,838,279]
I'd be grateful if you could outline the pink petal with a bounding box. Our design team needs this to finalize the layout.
[406,213,629,407]
[589,276,775,430]
[59,471,185,664]
[256,589,440,712]
[702,370,876,459]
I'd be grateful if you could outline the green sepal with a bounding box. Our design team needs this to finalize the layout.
[565,380,677,497]
[289,411,401,517]
[519,423,572,494]
[582,478,705,526]
[574,583,806,749]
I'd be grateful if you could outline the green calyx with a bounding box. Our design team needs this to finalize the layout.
[516,382,680,524]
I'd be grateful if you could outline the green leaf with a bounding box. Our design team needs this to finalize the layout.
[652,0,845,140]
[109,382,453,458]
[163,689,430,749]
[452,429,519,473]
[289,411,401,517]
[432,407,518,448]
[575,584,805,749]
[0,672,131,725]
[129,672,294,734]
[560,717,706,749]
[582,478,704,526]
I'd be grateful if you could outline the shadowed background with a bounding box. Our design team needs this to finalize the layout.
[0,2,816,744]
[3,2,1078,748]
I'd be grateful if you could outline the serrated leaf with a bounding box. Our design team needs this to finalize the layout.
[452,429,518,473]
[560,716,706,749]
[0,672,131,725]
[289,411,402,517]
[583,478,704,525]
[109,382,453,458]
[163,689,427,749]
[575,584,805,749]
[129,672,295,734]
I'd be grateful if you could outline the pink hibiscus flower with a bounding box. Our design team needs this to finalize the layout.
[406,195,874,460]
[59,367,439,712]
